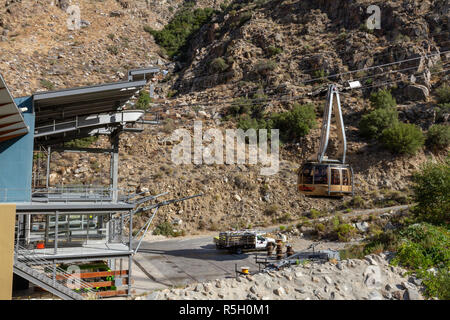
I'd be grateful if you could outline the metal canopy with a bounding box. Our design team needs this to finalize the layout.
[0,74,28,143]
[32,67,160,147]
[128,67,160,82]
[33,80,147,126]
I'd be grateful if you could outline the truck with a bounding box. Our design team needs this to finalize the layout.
[214,230,276,254]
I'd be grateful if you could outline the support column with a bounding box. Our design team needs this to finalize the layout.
[46,146,51,188]
[52,260,57,287]
[110,133,120,203]
[54,211,59,255]
[128,211,133,297]
[25,214,31,245]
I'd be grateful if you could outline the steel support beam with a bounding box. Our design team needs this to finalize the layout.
[51,147,114,154]
[46,146,51,188]
[110,132,120,203]
[54,211,59,255]
[128,211,133,297]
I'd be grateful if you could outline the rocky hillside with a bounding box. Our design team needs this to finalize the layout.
[0,0,223,96]
[2,0,448,234]
[137,253,426,300]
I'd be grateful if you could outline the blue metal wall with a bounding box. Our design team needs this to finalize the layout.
[0,96,34,202]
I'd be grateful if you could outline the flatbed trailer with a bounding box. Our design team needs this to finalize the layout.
[214,230,275,254]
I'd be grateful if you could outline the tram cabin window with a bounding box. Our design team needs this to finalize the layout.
[331,169,340,185]
[302,165,314,184]
[314,165,328,184]
[342,170,350,185]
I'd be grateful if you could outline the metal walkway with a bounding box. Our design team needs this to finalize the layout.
[34,110,144,138]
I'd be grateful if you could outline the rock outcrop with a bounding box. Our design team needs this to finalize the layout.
[137,254,426,300]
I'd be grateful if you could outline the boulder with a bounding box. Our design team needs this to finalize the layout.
[405,288,422,300]
[273,287,285,296]
[355,222,369,232]
[368,290,383,300]
[405,84,429,101]
[58,0,70,11]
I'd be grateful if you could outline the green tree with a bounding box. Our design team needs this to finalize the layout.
[144,6,214,59]
[436,83,450,104]
[135,90,151,110]
[270,104,316,142]
[380,122,425,155]
[426,124,450,152]
[359,107,399,139]
[411,160,450,225]
[369,89,397,109]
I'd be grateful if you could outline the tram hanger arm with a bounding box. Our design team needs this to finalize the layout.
[317,84,347,164]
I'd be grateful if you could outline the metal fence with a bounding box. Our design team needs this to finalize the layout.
[0,186,130,203]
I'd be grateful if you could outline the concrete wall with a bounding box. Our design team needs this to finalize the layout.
[0,96,34,202]
[0,204,16,300]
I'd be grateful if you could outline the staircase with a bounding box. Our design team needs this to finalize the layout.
[14,244,99,300]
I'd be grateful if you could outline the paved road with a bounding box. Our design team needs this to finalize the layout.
[131,204,411,295]
[132,236,264,294]
[131,235,348,295]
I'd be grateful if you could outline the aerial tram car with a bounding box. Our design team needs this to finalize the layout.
[298,84,354,197]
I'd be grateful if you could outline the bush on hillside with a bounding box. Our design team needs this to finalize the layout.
[392,223,449,270]
[270,104,316,142]
[228,94,268,119]
[335,223,357,242]
[153,221,175,236]
[135,90,151,110]
[228,97,253,116]
[359,107,399,139]
[254,59,277,75]
[436,83,450,104]
[369,89,397,109]
[420,268,450,300]
[411,160,450,226]
[391,223,450,299]
[267,45,282,57]
[237,115,267,131]
[426,124,450,152]
[210,57,229,73]
[144,6,214,59]
[65,136,98,148]
[380,122,425,155]
[435,103,450,122]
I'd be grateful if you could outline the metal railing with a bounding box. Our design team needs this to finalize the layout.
[14,243,100,299]
[0,185,139,203]
[34,110,145,137]
[33,186,114,203]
